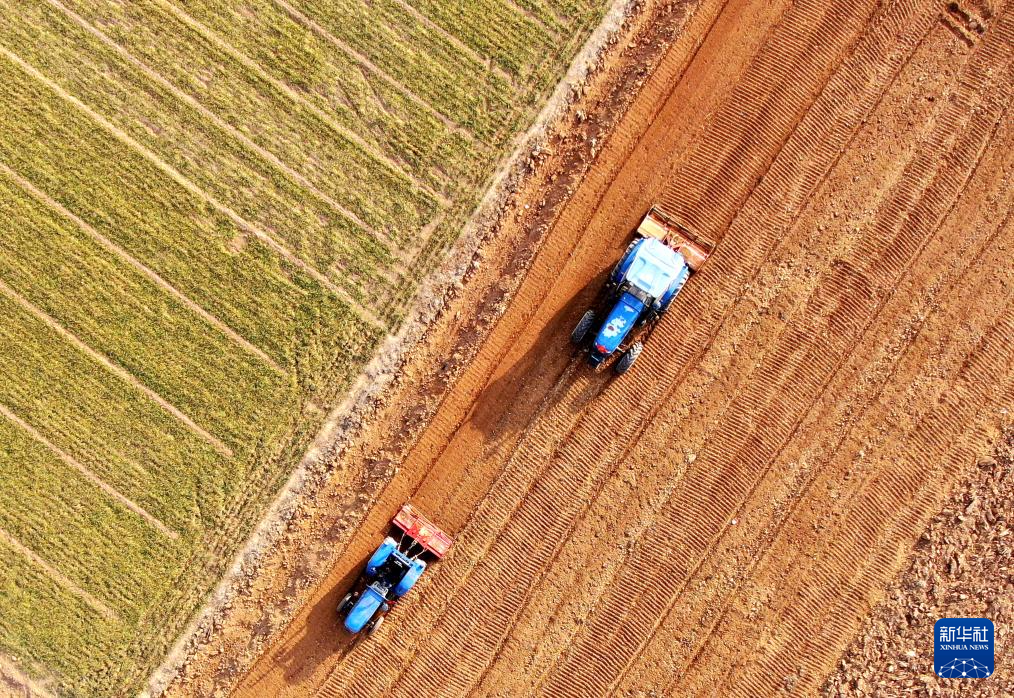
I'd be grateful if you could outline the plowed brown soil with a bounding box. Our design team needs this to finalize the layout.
[182,0,1012,695]
[824,426,1014,697]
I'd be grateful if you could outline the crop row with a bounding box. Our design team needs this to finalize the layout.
[0,1,404,309]
[0,293,231,532]
[0,534,128,695]
[52,0,441,236]
[165,0,482,184]
[0,175,289,450]
[0,55,376,366]
[0,419,187,619]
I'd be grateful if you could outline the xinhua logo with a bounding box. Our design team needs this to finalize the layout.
[934,618,994,678]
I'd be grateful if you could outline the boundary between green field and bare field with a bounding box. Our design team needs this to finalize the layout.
[145,1,636,694]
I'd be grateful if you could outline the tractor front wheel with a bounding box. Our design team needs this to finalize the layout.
[615,342,643,375]
[366,614,384,637]
[571,310,596,345]
[337,592,355,615]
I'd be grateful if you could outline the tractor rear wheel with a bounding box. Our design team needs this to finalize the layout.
[615,342,643,375]
[571,310,596,345]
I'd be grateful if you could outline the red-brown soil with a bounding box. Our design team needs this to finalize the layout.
[825,426,1013,697]
[165,0,1014,695]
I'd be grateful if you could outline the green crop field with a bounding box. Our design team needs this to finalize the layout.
[0,0,610,694]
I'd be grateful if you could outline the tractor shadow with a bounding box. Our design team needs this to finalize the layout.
[273,558,365,685]
[468,268,616,443]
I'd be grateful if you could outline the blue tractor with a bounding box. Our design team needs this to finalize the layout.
[571,207,715,374]
[338,504,451,636]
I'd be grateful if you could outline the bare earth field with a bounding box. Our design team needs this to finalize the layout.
[825,426,1013,697]
[163,0,1013,696]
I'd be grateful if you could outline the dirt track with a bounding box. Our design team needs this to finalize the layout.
[224,0,1013,695]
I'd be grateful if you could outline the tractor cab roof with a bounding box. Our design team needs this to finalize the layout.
[625,238,687,299]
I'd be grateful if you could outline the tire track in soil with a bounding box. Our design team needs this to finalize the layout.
[650,127,1014,698]
[681,25,1014,685]
[425,0,799,550]
[678,221,1014,697]
[617,15,1014,695]
[541,13,1014,694]
[484,9,970,693]
[358,1,928,696]
[732,317,1014,696]
[641,118,1014,697]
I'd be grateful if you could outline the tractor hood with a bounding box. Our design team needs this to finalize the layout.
[343,586,385,633]
[594,291,644,355]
